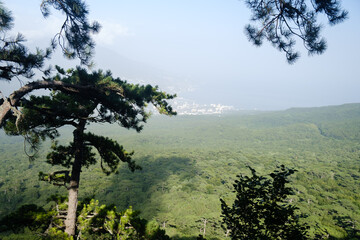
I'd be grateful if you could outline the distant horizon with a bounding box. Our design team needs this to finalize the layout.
[163,100,360,115]
[2,1,360,110]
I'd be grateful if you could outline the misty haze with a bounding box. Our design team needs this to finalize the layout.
[0,1,359,239]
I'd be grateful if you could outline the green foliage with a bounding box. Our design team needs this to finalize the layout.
[83,133,138,174]
[220,165,309,239]
[1,104,360,239]
[46,228,73,240]
[0,0,101,82]
[0,204,53,234]
[0,197,170,240]
[245,0,347,63]
[6,66,175,135]
[78,199,146,239]
[3,66,175,182]
[1,66,175,235]
[146,220,171,240]
[0,2,51,81]
[40,0,101,65]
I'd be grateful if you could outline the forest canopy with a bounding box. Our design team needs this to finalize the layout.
[0,0,355,239]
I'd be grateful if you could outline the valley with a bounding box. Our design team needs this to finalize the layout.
[0,103,359,239]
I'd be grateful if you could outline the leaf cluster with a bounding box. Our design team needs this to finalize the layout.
[0,197,170,240]
[0,204,54,234]
[4,66,175,143]
[44,132,139,178]
[220,165,309,239]
[0,2,51,81]
[0,0,101,82]
[77,199,145,239]
[77,199,170,239]
[40,0,101,65]
[244,0,348,63]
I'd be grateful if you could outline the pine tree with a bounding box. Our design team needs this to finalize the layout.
[0,0,99,82]
[220,165,309,239]
[0,2,51,81]
[2,66,176,236]
[244,0,348,63]
[40,0,101,66]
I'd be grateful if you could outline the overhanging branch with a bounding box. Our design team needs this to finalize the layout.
[0,79,124,126]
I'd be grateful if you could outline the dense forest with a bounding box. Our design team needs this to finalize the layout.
[0,103,359,239]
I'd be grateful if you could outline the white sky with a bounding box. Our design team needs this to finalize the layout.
[2,0,360,110]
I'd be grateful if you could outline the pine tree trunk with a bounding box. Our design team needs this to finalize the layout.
[65,181,79,235]
[65,121,85,236]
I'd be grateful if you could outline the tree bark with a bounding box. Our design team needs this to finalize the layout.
[65,120,86,236]
[65,182,79,236]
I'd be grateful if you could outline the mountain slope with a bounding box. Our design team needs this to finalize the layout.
[0,103,360,239]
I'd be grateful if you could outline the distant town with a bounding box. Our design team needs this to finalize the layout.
[171,99,236,115]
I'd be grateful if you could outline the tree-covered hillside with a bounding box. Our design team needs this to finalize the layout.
[1,103,360,239]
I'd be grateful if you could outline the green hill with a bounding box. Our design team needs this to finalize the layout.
[0,103,360,239]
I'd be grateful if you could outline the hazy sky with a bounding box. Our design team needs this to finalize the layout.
[2,0,360,110]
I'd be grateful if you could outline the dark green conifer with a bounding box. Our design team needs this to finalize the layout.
[220,165,309,239]
[2,66,176,236]
[0,2,51,81]
[40,0,101,65]
[0,0,99,82]
[244,0,348,63]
